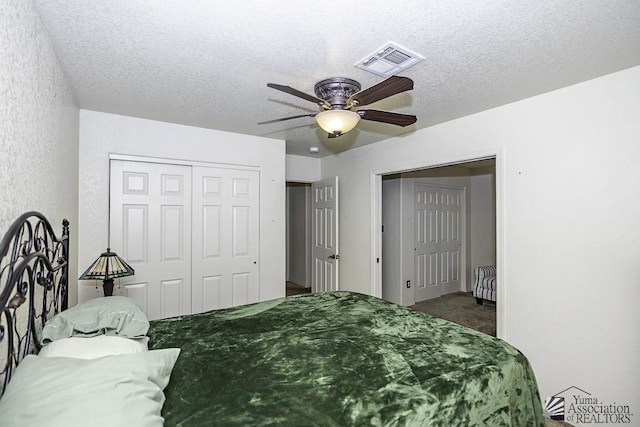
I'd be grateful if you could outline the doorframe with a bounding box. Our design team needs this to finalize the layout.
[285,181,312,288]
[371,150,505,338]
[109,153,263,313]
[109,153,260,172]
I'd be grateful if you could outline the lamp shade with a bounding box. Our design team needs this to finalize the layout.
[79,248,134,296]
[79,248,135,280]
[315,110,360,135]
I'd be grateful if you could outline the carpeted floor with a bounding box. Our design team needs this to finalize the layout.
[286,281,311,296]
[410,291,497,336]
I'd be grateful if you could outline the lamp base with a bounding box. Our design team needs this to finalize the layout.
[102,279,114,297]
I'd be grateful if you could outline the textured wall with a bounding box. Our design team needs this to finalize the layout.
[321,66,640,418]
[469,169,496,270]
[0,0,79,304]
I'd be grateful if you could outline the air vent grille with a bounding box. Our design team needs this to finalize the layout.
[384,50,411,65]
[355,42,424,77]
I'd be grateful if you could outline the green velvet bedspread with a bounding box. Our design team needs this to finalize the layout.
[148,291,544,426]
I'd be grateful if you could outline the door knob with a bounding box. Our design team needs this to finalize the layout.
[328,254,340,260]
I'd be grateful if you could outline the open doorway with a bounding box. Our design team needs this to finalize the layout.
[286,182,312,296]
[380,159,496,334]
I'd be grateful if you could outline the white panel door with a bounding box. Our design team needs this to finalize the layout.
[312,177,339,293]
[110,160,192,320]
[414,185,440,301]
[414,184,463,302]
[439,188,462,294]
[191,166,260,312]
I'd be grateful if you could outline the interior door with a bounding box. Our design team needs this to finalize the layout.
[414,184,440,301]
[414,184,463,302]
[110,160,192,320]
[439,188,462,294]
[312,177,339,292]
[191,166,260,312]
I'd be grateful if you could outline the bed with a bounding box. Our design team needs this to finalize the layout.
[0,212,545,426]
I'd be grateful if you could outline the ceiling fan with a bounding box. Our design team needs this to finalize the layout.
[258,75,417,138]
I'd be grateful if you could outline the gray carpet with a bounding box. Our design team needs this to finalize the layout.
[410,291,497,336]
[286,281,311,296]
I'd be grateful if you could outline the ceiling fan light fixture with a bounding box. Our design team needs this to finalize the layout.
[315,110,360,136]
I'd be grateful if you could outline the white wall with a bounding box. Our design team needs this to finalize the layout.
[1,0,79,304]
[470,168,496,270]
[285,154,321,182]
[322,66,640,419]
[381,177,402,304]
[78,110,285,303]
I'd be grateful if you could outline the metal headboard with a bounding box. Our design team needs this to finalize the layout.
[0,212,69,396]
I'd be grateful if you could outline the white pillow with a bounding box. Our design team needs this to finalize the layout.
[0,349,180,427]
[41,296,149,342]
[39,335,148,359]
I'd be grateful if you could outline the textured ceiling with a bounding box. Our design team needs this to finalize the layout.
[34,0,640,157]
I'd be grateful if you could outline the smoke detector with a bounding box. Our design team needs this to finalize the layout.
[355,42,424,77]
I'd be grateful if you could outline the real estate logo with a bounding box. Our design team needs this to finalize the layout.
[544,386,634,424]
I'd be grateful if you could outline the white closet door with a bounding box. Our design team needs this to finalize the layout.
[439,188,462,295]
[110,160,192,320]
[414,184,440,301]
[414,184,463,302]
[191,166,260,312]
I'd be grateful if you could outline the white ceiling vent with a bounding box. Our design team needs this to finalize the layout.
[355,42,425,77]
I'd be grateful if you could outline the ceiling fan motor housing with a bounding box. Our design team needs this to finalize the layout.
[314,77,361,109]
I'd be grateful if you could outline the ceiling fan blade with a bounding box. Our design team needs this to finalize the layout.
[267,83,331,109]
[358,109,417,127]
[257,113,317,125]
[348,76,414,107]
